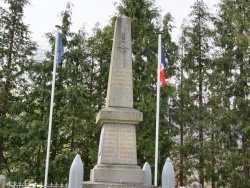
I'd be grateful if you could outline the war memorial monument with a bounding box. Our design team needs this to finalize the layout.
[82,15,156,188]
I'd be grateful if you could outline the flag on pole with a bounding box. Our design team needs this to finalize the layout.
[155,33,162,186]
[160,46,168,87]
[57,33,64,66]
[154,34,169,186]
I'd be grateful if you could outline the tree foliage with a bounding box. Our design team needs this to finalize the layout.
[0,0,249,187]
[0,0,37,180]
[172,1,214,186]
[210,0,250,187]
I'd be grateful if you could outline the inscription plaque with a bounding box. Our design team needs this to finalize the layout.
[98,124,137,165]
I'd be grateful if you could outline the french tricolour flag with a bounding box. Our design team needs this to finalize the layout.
[160,46,168,87]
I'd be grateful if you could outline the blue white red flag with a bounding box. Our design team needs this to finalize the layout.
[160,46,168,87]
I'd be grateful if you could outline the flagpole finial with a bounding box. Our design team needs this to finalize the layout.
[55,25,61,29]
[158,31,163,35]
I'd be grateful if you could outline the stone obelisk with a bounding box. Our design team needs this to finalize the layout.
[83,15,155,188]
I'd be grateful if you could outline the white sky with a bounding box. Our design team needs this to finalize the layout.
[1,0,220,49]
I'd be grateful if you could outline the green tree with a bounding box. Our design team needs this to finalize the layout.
[81,22,114,179]
[24,2,114,182]
[19,3,90,182]
[35,3,97,182]
[0,0,37,180]
[211,0,250,187]
[176,0,213,186]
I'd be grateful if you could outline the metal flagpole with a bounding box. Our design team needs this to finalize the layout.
[154,33,162,186]
[44,25,60,188]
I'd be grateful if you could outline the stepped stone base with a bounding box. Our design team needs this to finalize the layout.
[89,164,144,184]
[83,164,157,188]
[82,182,157,188]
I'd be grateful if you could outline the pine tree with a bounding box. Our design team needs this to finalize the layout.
[177,0,213,186]
[0,0,37,180]
[82,23,114,178]
[22,3,92,182]
[212,0,250,186]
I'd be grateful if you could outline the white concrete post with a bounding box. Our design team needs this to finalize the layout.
[190,181,202,188]
[142,162,152,185]
[161,157,175,188]
[68,154,84,188]
[0,175,6,188]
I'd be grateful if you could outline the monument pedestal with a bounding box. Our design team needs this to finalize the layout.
[82,182,157,188]
[89,106,145,185]
[90,164,144,183]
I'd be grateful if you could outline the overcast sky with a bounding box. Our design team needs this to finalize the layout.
[1,0,220,49]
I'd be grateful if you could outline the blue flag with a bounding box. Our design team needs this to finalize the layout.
[57,33,64,66]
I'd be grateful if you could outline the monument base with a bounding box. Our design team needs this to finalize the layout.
[89,164,144,184]
[84,164,157,188]
[82,182,157,188]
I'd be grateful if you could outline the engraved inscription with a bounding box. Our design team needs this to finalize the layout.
[102,126,119,161]
[119,126,136,162]
[111,68,132,88]
[122,60,127,68]
[117,29,129,68]
[118,29,128,53]
[105,15,133,107]
[100,124,137,164]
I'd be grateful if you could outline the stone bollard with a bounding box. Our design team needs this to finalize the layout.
[0,175,6,188]
[68,154,84,188]
[161,157,175,188]
[142,162,152,186]
[190,181,202,188]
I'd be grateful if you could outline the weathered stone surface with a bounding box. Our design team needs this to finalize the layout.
[105,15,133,108]
[97,124,137,165]
[83,182,157,188]
[90,164,144,184]
[96,107,143,125]
[85,15,148,187]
